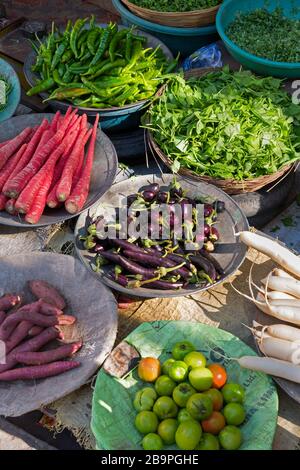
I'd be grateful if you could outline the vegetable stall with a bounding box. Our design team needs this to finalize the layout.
[0,0,300,452]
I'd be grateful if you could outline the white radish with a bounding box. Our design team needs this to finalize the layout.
[273,268,295,280]
[258,336,300,362]
[261,276,300,299]
[239,231,300,278]
[254,298,300,326]
[237,356,300,383]
[267,324,300,342]
[257,292,300,308]
[266,291,296,300]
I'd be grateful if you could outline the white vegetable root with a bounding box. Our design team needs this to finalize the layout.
[273,268,295,280]
[239,231,300,278]
[237,356,300,383]
[257,293,300,308]
[258,336,300,363]
[267,324,300,342]
[266,291,296,301]
[261,276,300,300]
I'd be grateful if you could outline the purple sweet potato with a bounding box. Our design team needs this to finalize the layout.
[0,361,80,381]
[0,294,21,311]
[0,311,6,326]
[28,280,66,310]
[5,321,32,354]
[14,341,82,365]
[0,311,58,340]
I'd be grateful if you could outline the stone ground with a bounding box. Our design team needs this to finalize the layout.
[0,417,55,449]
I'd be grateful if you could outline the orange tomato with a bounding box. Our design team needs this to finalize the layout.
[202,411,226,435]
[208,364,227,389]
[138,357,161,383]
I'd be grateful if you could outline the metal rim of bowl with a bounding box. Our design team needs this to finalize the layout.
[216,0,300,69]
[23,24,174,113]
[74,174,249,299]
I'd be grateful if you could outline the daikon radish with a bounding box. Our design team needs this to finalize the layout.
[259,336,300,363]
[267,324,300,343]
[257,292,300,308]
[237,356,300,383]
[261,276,300,299]
[267,291,296,300]
[260,304,300,325]
[239,231,300,278]
[273,268,295,280]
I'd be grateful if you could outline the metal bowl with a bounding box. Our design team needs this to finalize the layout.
[0,113,118,228]
[75,174,249,299]
[0,58,21,123]
[23,25,174,132]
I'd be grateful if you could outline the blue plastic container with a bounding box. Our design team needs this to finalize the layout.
[217,0,300,78]
[112,0,219,57]
[0,58,21,123]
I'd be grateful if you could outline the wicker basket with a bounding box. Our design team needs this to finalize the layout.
[147,67,295,195]
[121,0,220,27]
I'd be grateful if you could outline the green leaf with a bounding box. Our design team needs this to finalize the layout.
[281,216,296,227]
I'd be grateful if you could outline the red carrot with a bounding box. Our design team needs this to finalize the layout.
[0,327,59,373]
[71,149,85,190]
[15,135,67,214]
[56,127,92,202]
[3,120,49,198]
[65,114,99,214]
[51,111,61,132]
[0,360,80,381]
[0,127,32,171]
[0,144,27,192]
[24,173,48,224]
[5,198,17,215]
[14,341,82,365]
[0,194,8,211]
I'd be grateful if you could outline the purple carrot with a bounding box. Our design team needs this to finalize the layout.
[14,341,82,365]
[0,361,81,381]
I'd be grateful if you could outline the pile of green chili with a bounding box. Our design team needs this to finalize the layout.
[27,16,177,108]
[145,67,300,181]
[0,75,12,112]
[129,0,220,12]
[226,8,300,63]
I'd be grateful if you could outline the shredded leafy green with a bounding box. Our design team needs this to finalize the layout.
[226,8,300,63]
[0,75,12,112]
[129,0,220,12]
[145,67,300,181]
[281,216,296,227]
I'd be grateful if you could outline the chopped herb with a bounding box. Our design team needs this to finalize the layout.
[281,216,296,227]
[270,226,280,233]
[129,0,220,12]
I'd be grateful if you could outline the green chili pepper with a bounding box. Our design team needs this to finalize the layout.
[42,62,50,79]
[111,85,139,106]
[126,40,143,69]
[51,42,66,70]
[62,68,74,83]
[80,51,92,62]
[32,54,44,73]
[89,23,117,67]
[58,63,66,77]
[61,49,74,63]
[77,29,89,56]
[84,57,110,76]
[125,32,132,61]
[109,29,127,62]
[70,18,88,58]
[46,86,91,101]
[87,28,101,55]
[27,77,55,96]
[131,34,147,44]
[89,59,126,79]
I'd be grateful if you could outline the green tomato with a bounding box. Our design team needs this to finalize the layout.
[172,341,195,361]
[155,375,176,397]
[158,418,178,445]
[153,396,178,420]
[169,361,189,382]
[219,425,243,450]
[222,383,245,404]
[186,393,213,421]
[172,382,196,407]
[162,358,176,376]
[133,387,157,412]
[135,411,158,434]
[177,408,194,423]
[142,433,164,450]
[196,433,220,450]
[223,403,246,426]
[184,351,206,369]
[175,420,202,450]
[189,367,213,391]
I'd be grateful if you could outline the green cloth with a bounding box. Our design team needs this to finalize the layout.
[91,321,278,450]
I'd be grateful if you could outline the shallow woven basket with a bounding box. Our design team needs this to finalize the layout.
[121,0,220,27]
[147,67,294,195]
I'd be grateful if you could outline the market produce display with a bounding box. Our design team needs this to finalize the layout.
[0,281,82,382]
[146,67,300,181]
[27,17,176,108]
[0,107,99,224]
[127,0,221,12]
[81,179,225,291]
[234,230,300,384]
[0,74,12,112]
[132,340,247,450]
[226,8,300,63]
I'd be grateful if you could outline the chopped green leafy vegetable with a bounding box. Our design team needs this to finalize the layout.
[145,67,300,181]
[270,226,280,233]
[226,8,300,63]
[0,75,12,112]
[129,0,220,12]
[281,216,296,227]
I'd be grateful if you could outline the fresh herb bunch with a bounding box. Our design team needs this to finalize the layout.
[0,75,12,112]
[226,8,300,63]
[28,17,177,108]
[146,67,300,181]
[129,0,220,12]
